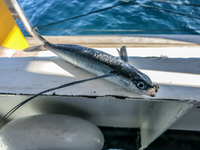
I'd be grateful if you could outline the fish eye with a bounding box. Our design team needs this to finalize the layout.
[136,81,147,90]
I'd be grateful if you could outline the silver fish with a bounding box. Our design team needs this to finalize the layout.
[25,32,159,97]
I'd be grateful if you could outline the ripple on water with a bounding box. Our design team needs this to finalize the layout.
[17,0,200,36]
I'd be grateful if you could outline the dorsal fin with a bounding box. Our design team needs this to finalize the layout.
[116,46,128,62]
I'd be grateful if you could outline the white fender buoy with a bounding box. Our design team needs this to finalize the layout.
[0,114,104,150]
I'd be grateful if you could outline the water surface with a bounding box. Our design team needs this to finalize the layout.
[17,0,200,36]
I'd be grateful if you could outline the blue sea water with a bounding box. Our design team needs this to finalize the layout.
[16,0,200,36]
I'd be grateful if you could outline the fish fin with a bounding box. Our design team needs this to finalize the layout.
[116,48,120,54]
[23,45,46,52]
[116,46,128,62]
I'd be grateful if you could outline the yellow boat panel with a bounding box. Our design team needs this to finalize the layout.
[0,0,29,50]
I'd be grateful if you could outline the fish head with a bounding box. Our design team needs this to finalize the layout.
[129,70,159,97]
[134,80,159,97]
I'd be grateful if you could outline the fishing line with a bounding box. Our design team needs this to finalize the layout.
[36,0,200,33]
[37,0,137,30]
[0,72,116,124]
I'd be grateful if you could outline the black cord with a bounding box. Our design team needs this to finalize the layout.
[36,0,200,33]
[37,0,136,29]
[0,72,116,124]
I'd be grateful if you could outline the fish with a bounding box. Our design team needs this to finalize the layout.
[25,31,159,97]
[0,32,160,124]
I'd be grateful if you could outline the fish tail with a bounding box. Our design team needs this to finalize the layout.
[33,31,48,44]
[23,29,50,52]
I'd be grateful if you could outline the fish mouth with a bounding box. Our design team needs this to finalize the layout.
[145,85,159,97]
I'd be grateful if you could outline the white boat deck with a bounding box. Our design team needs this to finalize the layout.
[0,35,200,149]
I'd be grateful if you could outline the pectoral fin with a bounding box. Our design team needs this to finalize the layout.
[23,45,45,52]
[116,46,128,62]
